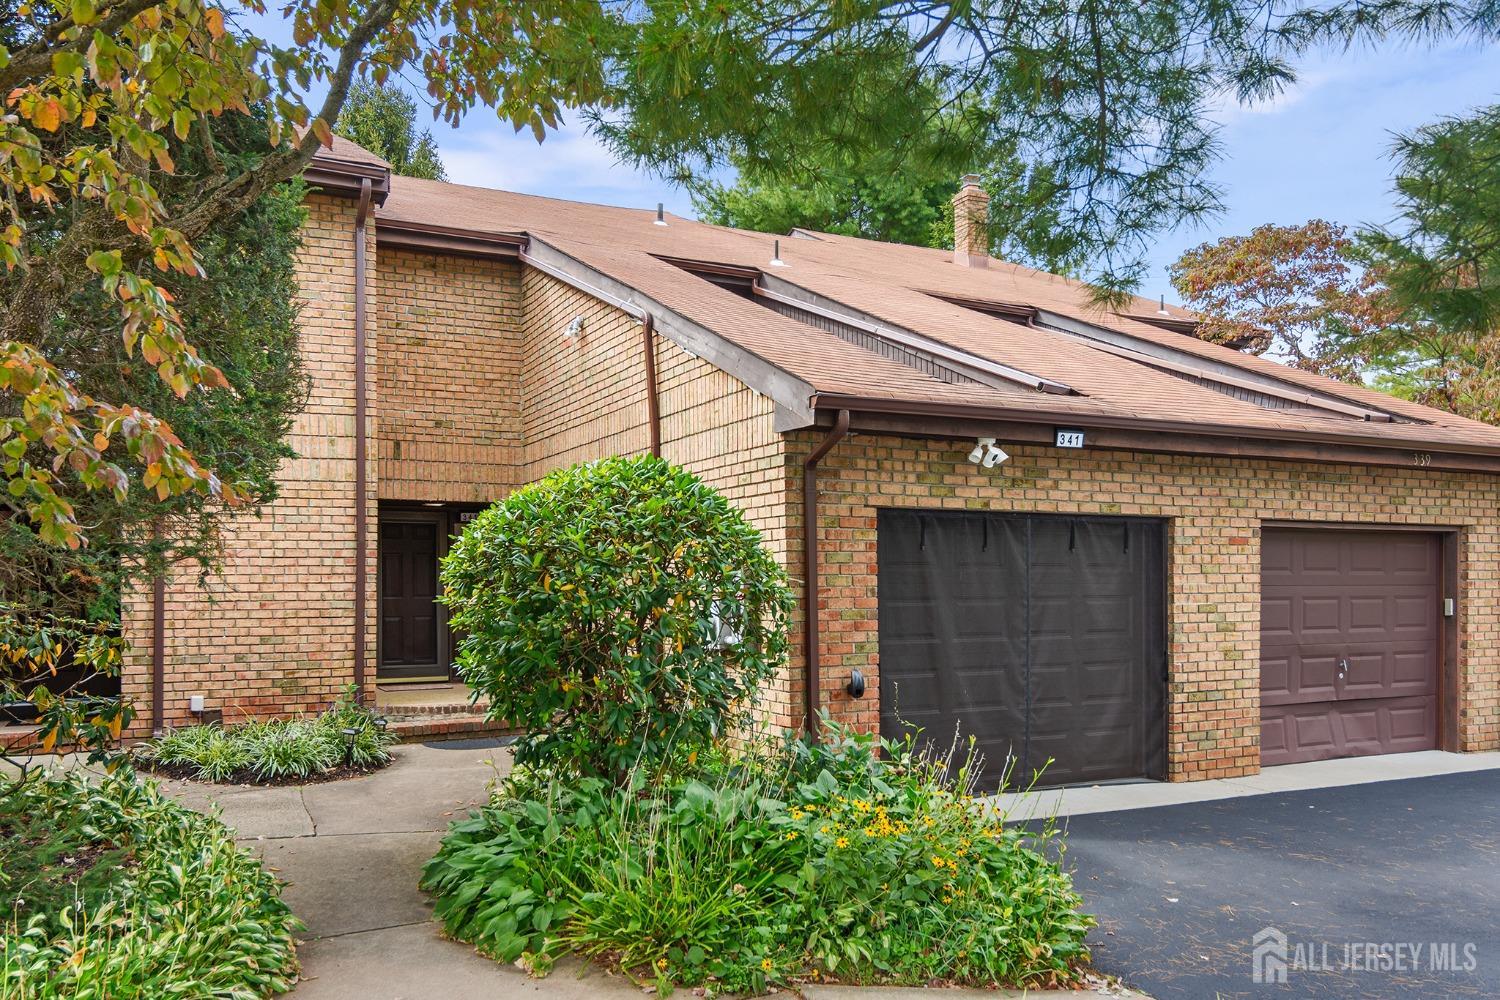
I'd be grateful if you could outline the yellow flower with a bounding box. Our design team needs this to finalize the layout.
[835,836,850,849]
[931,855,946,868]
[853,799,871,813]
[942,895,952,904]
[761,958,774,972]
[656,958,668,971]
[790,809,805,821]
[820,825,833,835]
[784,831,798,841]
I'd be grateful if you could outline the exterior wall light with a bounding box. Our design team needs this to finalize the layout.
[564,315,585,340]
[846,668,866,698]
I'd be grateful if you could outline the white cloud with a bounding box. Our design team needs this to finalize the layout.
[435,118,698,216]
[1210,68,1335,124]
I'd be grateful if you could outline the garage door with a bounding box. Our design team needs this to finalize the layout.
[1260,528,1441,767]
[878,511,1166,789]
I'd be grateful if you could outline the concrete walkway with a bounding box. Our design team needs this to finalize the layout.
[160,743,640,999]
[990,749,1500,820]
[155,741,1140,999]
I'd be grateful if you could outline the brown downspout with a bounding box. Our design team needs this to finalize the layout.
[642,313,661,458]
[151,561,166,736]
[353,178,372,704]
[802,408,850,740]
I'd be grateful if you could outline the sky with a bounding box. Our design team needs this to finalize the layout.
[316,22,1498,304]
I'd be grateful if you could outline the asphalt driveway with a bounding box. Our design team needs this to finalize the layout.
[1059,770,1500,998]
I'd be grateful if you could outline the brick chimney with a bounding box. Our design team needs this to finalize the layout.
[952,173,989,269]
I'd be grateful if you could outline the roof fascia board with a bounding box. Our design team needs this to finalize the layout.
[1031,308,1400,422]
[305,154,391,205]
[809,392,1500,470]
[378,219,525,259]
[756,274,1074,395]
[522,237,816,425]
[821,407,1500,475]
[774,403,816,432]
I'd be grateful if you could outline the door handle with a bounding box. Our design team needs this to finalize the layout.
[1337,657,1349,680]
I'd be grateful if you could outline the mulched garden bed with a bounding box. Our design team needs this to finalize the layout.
[140,757,394,787]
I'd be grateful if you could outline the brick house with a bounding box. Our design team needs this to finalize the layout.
[121,139,1500,784]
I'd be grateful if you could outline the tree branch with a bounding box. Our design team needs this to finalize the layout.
[0,0,163,94]
[168,0,405,240]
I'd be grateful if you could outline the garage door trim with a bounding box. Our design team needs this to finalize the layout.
[1260,521,1459,755]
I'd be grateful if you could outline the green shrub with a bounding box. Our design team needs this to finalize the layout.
[422,722,1092,994]
[1,772,299,999]
[441,456,794,782]
[140,690,396,783]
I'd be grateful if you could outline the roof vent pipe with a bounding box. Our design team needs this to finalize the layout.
[770,239,788,267]
[1157,294,1170,316]
[654,203,668,226]
[952,174,989,269]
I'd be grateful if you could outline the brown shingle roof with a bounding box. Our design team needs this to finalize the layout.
[376,175,1500,455]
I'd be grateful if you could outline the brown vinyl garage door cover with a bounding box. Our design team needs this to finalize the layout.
[1260,528,1441,766]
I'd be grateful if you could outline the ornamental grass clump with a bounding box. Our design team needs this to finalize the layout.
[423,722,1093,995]
[140,688,396,783]
[440,456,794,783]
[1,772,299,999]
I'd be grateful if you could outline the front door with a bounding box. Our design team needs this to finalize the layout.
[378,512,448,681]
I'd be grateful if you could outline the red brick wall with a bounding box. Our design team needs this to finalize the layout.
[518,268,794,726]
[376,249,523,502]
[122,193,377,730]
[786,432,1500,779]
[518,271,787,542]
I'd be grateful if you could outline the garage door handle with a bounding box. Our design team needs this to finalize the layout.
[1337,657,1349,679]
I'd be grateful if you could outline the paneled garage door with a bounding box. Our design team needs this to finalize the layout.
[878,511,1166,790]
[1260,528,1441,767]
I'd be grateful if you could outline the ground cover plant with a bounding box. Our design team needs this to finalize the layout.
[424,723,1093,994]
[0,771,299,999]
[138,689,397,784]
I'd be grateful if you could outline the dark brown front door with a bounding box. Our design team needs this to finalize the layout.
[1260,528,1440,767]
[878,511,1167,790]
[379,513,447,681]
